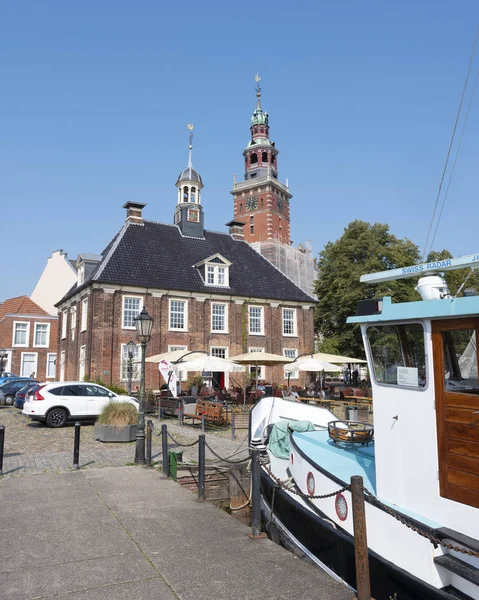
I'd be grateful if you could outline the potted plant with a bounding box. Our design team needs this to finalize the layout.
[94,401,138,442]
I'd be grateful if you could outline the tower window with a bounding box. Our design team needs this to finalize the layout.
[260,199,264,208]
[239,203,243,213]
[191,187,196,202]
[250,153,258,164]
[262,152,268,163]
[183,186,189,202]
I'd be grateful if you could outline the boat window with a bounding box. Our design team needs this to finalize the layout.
[367,324,426,388]
[443,329,479,394]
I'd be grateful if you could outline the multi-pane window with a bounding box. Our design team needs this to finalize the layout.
[71,305,77,341]
[211,347,227,359]
[81,297,88,331]
[211,303,227,333]
[122,296,142,329]
[284,348,298,379]
[282,308,297,336]
[21,353,37,377]
[121,344,141,381]
[61,310,67,338]
[206,265,228,286]
[249,347,265,380]
[248,306,264,334]
[169,300,187,330]
[13,322,29,346]
[34,323,49,347]
[46,353,56,378]
[79,345,86,381]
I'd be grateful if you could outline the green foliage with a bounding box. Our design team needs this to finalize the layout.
[314,221,421,358]
[426,249,479,295]
[187,374,204,388]
[97,402,138,426]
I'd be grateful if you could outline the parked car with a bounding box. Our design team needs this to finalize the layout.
[22,382,139,427]
[14,382,42,409]
[0,378,38,405]
[0,372,20,384]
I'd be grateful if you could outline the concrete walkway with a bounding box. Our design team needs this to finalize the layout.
[0,466,353,600]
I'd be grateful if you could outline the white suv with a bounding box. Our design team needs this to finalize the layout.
[22,382,139,428]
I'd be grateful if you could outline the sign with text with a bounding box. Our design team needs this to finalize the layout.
[397,366,419,387]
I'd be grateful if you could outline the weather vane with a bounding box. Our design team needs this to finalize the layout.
[187,123,194,149]
[255,72,262,98]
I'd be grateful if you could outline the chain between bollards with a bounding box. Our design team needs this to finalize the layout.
[351,475,371,600]
[146,420,153,467]
[161,424,169,477]
[73,422,80,470]
[0,424,5,475]
[198,434,205,501]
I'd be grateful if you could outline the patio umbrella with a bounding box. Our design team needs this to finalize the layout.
[313,352,367,364]
[171,355,245,373]
[145,349,207,364]
[230,351,293,391]
[284,356,343,373]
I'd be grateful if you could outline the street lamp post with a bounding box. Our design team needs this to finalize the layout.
[126,340,136,396]
[0,348,6,376]
[134,308,153,465]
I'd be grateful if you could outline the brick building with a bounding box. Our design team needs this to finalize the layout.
[0,296,58,379]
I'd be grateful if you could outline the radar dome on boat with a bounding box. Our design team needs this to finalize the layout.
[415,275,451,301]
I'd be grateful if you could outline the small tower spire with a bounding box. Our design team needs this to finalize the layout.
[187,123,194,177]
[255,72,262,109]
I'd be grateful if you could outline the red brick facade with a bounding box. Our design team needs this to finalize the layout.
[58,287,315,391]
[0,296,58,379]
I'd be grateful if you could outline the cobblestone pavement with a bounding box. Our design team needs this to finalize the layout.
[0,407,250,477]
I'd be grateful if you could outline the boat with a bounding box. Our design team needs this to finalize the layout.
[251,254,479,600]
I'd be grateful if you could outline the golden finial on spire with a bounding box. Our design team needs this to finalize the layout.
[255,72,262,109]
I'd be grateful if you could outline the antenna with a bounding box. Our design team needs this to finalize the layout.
[360,253,479,284]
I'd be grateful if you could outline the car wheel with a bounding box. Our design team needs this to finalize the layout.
[46,408,68,428]
[5,394,15,406]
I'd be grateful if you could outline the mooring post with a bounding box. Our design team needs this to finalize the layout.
[250,448,266,538]
[201,413,205,433]
[179,399,184,426]
[0,425,5,475]
[198,434,206,501]
[231,411,236,441]
[177,399,182,426]
[351,475,371,600]
[73,422,80,470]
[146,420,153,467]
[161,424,169,477]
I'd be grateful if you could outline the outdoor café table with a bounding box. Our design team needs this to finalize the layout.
[298,397,336,411]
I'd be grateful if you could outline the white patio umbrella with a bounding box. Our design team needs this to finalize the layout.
[313,352,367,364]
[284,356,343,373]
[172,355,245,373]
[145,349,207,364]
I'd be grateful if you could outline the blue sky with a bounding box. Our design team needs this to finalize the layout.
[1,1,478,301]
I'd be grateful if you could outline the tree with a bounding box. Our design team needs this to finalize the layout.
[314,221,420,358]
[425,249,479,296]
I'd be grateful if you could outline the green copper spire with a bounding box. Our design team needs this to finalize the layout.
[250,72,269,126]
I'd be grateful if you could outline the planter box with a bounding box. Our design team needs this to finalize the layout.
[94,423,137,443]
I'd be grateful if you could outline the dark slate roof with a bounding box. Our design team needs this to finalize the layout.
[176,166,203,184]
[58,221,315,304]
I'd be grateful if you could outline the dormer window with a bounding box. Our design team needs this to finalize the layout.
[194,254,231,288]
[78,263,85,285]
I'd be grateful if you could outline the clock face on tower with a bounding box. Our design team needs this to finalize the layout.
[245,196,258,211]
[187,208,199,223]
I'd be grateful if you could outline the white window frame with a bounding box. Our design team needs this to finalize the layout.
[248,305,264,335]
[211,302,228,333]
[122,295,143,330]
[169,298,188,331]
[71,305,77,341]
[61,310,67,339]
[210,346,230,388]
[79,345,86,381]
[80,297,88,332]
[120,343,142,382]
[284,348,299,379]
[168,345,188,383]
[78,263,85,285]
[12,321,30,347]
[0,350,12,374]
[60,350,66,382]
[248,347,265,380]
[20,352,38,378]
[205,264,229,287]
[33,322,50,348]
[282,308,297,337]
[46,352,57,379]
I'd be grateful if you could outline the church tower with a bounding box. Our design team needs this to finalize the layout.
[231,76,292,244]
[174,125,205,238]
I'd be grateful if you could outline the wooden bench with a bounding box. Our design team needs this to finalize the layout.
[158,397,182,417]
[184,401,225,426]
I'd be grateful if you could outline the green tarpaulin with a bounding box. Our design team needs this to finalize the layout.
[268,420,315,459]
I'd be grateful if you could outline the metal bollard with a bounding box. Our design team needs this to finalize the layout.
[177,399,182,426]
[231,411,236,441]
[201,413,205,433]
[161,424,169,477]
[250,448,262,537]
[146,420,153,467]
[0,425,5,475]
[351,475,371,600]
[73,422,80,470]
[198,434,205,501]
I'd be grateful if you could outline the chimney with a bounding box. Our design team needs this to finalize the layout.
[123,201,146,224]
[226,219,245,241]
